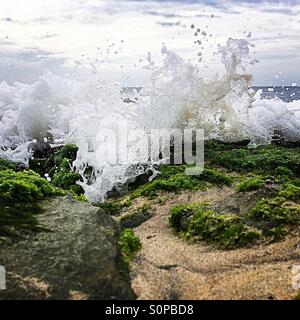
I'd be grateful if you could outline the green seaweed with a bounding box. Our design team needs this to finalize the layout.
[53,144,78,162]
[0,159,17,171]
[199,168,232,185]
[208,144,300,176]
[249,197,300,225]
[216,223,262,249]
[52,171,82,191]
[187,208,261,249]
[130,167,231,199]
[237,177,265,193]
[98,199,132,215]
[40,144,85,195]
[71,192,88,202]
[130,174,206,199]
[169,203,261,249]
[119,229,142,266]
[0,168,64,240]
[158,164,187,178]
[169,202,206,232]
[248,183,300,239]
[0,169,64,203]
[279,183,300,202]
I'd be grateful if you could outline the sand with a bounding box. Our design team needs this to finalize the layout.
[128,187,300,300]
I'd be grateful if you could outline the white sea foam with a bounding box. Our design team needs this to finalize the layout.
[0,38,299,201]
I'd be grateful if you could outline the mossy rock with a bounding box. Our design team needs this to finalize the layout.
[98,199,132,216]
[53,144,78,161]
[219,183,280,219]
[0,168,64,241]
[249,191,300,239]
[168,181,300,248]
[169,202,206,232]
[0,159,17,171]
[207,144,300,176]
[129,167,231,199]
[169,203,261,249]
[51,171,82,191]
[119,204,153,229]
[0,169,63,203]
[237,177,265,193]
[29,144,84,195]
[0,197,135,300]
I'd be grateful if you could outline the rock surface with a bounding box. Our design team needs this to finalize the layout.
[0,196,135,300]
[119,210,153,229]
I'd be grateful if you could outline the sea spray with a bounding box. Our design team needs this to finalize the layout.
[0,38,299,201]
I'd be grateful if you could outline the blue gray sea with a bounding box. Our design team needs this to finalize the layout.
[253,86,300,102]
[122,86,300,102]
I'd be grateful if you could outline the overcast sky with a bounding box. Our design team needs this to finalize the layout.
[1,0,300,86]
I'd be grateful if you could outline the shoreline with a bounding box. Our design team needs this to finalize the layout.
[0,140,299,299]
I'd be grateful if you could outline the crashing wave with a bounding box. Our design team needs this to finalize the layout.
[0,38,299,201]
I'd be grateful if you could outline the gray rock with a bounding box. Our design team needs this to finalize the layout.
[120,209,153,229]
[0,196,135,300]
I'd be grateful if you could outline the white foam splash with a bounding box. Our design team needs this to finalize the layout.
[0,38,299,201]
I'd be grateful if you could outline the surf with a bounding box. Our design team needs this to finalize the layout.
[0,38,299,202]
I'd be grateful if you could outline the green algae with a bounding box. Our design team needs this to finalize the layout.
[119,229,142,267]
[0,168,64,240]
[237,177,265,193]
[129,167,232,200]
[169,203,261,249]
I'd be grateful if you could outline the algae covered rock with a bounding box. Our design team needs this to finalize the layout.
[0,196,135,300]
[119,204,153,229]
[0,168,64,239]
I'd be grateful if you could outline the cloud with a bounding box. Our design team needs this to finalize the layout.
[35,33,59,40]
[0,39,14,45]
[258,53,300,60]
[0,48,63,62]
[156,21,181,27]
[260,8,299,15]
[144,10,186,18]
[0,0,300,85]
[0,49,67,83]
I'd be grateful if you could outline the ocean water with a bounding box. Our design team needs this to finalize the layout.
[0,38,300,201]
[122,86,300,102]
[254,86,300,102]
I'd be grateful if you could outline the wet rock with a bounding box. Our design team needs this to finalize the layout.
[0,196,135,300]
[119,207,153,229]
[219,184,280,218]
